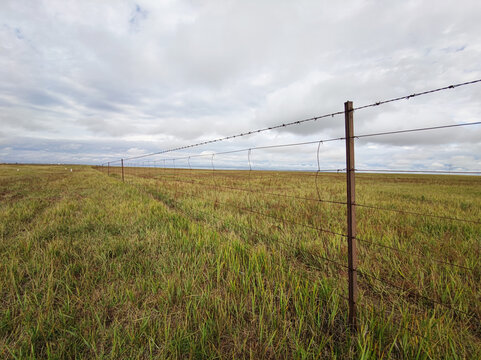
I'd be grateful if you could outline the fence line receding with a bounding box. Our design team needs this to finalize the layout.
[93,79,481,343]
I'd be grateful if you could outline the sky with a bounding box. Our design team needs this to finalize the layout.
[1,0,480,172]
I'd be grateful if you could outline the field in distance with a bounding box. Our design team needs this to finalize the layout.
[1,164,480,359]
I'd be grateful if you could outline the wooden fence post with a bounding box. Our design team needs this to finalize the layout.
[121,159,125,182]
[108,162,110,176]
[345,101,358,331]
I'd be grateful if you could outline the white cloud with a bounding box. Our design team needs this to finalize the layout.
[0,0,480,171]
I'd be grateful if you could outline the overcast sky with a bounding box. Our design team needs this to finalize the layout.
[1,0,480,172]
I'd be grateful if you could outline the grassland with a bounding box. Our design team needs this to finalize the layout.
[0,164,480,359]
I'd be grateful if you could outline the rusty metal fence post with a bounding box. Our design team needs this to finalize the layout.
[121,159,125,182]
[345,101,358,331]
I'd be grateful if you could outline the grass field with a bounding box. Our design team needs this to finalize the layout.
[1,164,480,359]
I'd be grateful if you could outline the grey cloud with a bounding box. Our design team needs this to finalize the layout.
[0,136,163,164]
[23,90,65,107]
[78,117,139,137]
[0,107,53,132]
[0,0,480,170]
[85,100,120,112]
[356,125,481,147]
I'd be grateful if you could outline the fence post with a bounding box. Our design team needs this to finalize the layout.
[121,159,125,182]
[345,101,358,331]
[108,162,110,176]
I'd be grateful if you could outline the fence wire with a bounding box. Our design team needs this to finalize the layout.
[93,79,481,351]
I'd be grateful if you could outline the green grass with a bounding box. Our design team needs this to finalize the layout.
[0,164,480,359]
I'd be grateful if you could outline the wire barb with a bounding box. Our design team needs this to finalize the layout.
[98,78,481,165]
[353,78,481,112]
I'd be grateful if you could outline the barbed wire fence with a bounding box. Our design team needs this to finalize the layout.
[93,79,481,343]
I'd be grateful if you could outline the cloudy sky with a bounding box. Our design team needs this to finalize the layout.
[1,0,480,172]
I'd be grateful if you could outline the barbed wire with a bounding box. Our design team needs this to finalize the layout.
[113,165,480,316]
[98,164,480,228]
[136,178,351,291]
[355,202,481,225]
[362,301,435,344]
[179,202,350,300]
[100,164,481,226]
[354,121,481,140]
[139,166,477,274]
[141,174,348,206]
[357,269,477,319]
[104,135,347,176]
[356,168,481,175]
[141,173,349,238]
[94,78,481,341]
[137,137,346,164]
[353,79,481,111]
[356,236,474,272]
[100,78,481,165]
[104,113,345,164]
